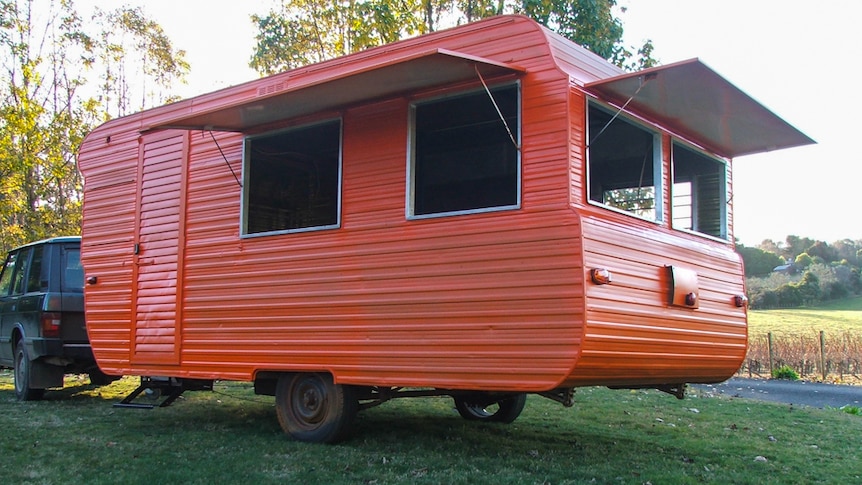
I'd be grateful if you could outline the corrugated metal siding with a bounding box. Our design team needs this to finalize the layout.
[79,15,587,391]
[80,125,139,371]
[561,54,747,387]
[571,214,747,386]
[79,15,747,391]
[131,132,187,364]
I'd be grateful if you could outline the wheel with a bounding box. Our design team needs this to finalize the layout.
[275,373,358,443]
[454,393,527,423]
[13,341,45,401]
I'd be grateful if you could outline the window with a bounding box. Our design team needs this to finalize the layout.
[62,247,83,292]
[26,245,44,293]
[410,84,520,217]
[0,251,19,296]
[243,120,341,235]
[672,142,728,239]
[587,103,661,220]
[10,248,31,296]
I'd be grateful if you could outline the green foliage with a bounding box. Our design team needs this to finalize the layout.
[785,235,815,260]
[745,237,862,309]
[806,240,838,263]
[749,264,862,309]
[0,0,187,254]
[249,0,657,75]
[770,365,800,380]
[93,6,190,115]
[250,0,425,76]
[794,252,813,268]
[736,243,784,277]
[841,405,861,416]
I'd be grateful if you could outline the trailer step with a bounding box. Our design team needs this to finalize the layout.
[114,377,212,409]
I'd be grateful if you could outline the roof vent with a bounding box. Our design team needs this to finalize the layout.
[258,81,287,97]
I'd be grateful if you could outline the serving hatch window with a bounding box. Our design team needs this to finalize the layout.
[243,120,342,236]
[672,141,728,239]
[587,102,662,221]
[409,84,520,218]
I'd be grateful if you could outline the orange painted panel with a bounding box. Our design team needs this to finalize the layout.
[78,15,748,393]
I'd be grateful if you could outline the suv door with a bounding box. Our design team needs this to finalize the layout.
[0,248,25,366]
[58,244,87,348]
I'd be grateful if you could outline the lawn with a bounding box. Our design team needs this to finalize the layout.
[2,298,860,483]
[1,372,860,484]
[748,296,862,339]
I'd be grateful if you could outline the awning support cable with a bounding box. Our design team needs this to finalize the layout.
[475,65,520,151]
[207,130,242,188]
[587,73,655,148]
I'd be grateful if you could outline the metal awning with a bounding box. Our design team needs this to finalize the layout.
[149,49,525,132]
[585,59,815,158]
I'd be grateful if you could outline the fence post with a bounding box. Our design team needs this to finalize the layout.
[768,332,774,376]
[820,330,827,380]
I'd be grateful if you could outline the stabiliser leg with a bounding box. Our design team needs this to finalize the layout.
[113,376,212,409]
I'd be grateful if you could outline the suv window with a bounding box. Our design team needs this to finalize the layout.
[0,251,18,296]
[11,247,32,296]
[63,247,83,292]
[26,244,45,293]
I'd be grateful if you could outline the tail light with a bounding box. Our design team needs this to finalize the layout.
[41,312,62,338]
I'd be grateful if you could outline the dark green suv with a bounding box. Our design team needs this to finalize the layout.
[0,237,113,400]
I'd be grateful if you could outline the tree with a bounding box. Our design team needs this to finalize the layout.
[832,239,861,265]
[0,0,91,251]
[793,270,821,305]
[516,0,656,70]
[758,238,783,256]
[249,0,657,75]
[0,0,188,253]
[805,241,837,264]
[794,252,813,269]
[736,244,784,277]
[250,0,424,76]
[90,5,190,118]
[784,235,815,260]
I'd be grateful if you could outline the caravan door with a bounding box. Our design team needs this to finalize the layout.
[131,131,188,365]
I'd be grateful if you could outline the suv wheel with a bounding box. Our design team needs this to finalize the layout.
[14,341,45,401]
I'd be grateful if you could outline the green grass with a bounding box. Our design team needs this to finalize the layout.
[748,296,862,340]
[1,372,861,484]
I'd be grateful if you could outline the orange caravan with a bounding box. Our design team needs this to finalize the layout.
[78,15,813,442]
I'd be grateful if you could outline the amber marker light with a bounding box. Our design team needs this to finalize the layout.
[734,294,748,308]
[685,292,697,306]
[590,268,613,285]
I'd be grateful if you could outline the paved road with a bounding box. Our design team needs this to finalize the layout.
[694,378,862,409]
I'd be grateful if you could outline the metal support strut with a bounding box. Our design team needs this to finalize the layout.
[114,376,212,409]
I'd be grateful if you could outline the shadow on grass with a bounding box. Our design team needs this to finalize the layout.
[0,372,140,404]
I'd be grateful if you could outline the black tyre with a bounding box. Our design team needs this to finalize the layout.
[275,373,358,444]
[13,341,45,401]
[454,393,527,423]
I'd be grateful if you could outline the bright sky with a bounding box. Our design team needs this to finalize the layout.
[88,0,860,246]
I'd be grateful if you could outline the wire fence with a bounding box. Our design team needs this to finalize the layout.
[739,331,862,383]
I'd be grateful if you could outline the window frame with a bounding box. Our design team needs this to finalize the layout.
[240,118,343,238]
[586,100,663,223]
[670,139,730,241]
[406,82,522,220]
